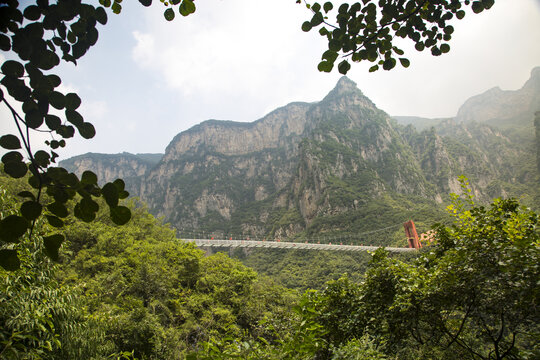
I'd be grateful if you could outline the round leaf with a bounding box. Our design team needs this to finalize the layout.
[46,215,64,228]
[0,135,21,150]
[337,60,351,75]
[2,151,23,164]
[81,170,98,185]
[49,91,66,110]
[21,201,42,221]
[65,109,83,126]
[110,205,131,225]
[399,58,410,68]
[17,191,36,200]
[43,234,64,261]
[23,5,41,20]
[47,201,69,218]
[95,6,108,24]
[45,114,62,130]
[0,34,10,51]
[33,150,50,167]
[1,60,24,78]
[138,0,152,6]
[102,182,119,207]
[0,249,20,271]
[78,122,96,139]
[164,8,175,21]
[179,0,196,16]
[65,93,81,110]
[0,215,29,242]
[301,21,312,32]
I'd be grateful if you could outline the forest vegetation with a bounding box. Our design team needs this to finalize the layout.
[1,172,538,359]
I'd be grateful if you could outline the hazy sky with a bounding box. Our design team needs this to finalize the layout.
[1,0,540,159]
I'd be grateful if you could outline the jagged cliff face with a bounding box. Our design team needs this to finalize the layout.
[136,78,441,238]
[61,71,540,240]
[60,153,162,194]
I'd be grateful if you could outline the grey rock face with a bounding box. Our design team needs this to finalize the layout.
[61,71,540,238]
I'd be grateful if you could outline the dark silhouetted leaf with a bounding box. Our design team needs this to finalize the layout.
[323,2,333,13]
[78,122,96,139]
[25,109,43,129]
[65,93,81,110]
[102,182,119,207]
[2,151,23,164]
[17,191,36,200]
[0,215,28,242]
[0,34,10,51]
[317,60,333,72]
[383,58,396,70]
[399,58,410,68]
[4,160,27,178]
[139,0,152,6]
[0,249,20,271]
[45,114,62,130]
[0,135,21,150]
[46,215,64,228]
[110,205,131,225]
[65,109,83,126]
[47,201,69,218]
[301,21,312,32]
[21,201,42,221]
[1,60,24,78]
[33,150,50,167]
[43,234,64,261]
[49,91,65,109]
[74,199,97,222]
[164,8,175,21]
[23,5,41,20]
[81,170,98,185]
[111,2,122,14]
[95,6,108,24]
[338,60,351,74]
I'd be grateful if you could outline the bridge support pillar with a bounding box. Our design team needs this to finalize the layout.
[403,220,421,249]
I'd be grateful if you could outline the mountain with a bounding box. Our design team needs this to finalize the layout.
[455,66,540,140]
[61,72,540,244]
[61,152,163,194]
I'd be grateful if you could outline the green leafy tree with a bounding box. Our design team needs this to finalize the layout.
[286,180,539,359]
[0,187,118,359]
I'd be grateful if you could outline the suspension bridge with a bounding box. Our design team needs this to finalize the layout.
[180,220,430,253]
[182,238,416,253]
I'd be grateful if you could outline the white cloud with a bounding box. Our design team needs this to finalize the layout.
[130,0,331,104]
[132,30,156,68]
[127,0,539,121]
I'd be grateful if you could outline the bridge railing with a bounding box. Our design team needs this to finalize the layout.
[182,238,416,253]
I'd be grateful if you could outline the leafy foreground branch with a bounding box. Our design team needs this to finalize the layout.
[301,0,495,74]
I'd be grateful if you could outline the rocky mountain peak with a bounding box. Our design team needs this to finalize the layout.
[323,76,363,98]
[319,76,376,112]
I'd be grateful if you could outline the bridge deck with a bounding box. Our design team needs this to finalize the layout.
[183,239,415,253]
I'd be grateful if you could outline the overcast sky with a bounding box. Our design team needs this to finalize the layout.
[1,0,540,159]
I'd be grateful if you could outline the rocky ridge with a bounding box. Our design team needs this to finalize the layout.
[61,72,539,243]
